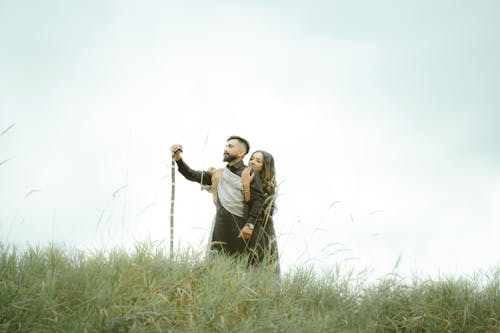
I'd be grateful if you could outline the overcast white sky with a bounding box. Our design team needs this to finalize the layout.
[1,0,499,280]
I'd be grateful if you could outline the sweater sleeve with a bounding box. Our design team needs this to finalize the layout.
[176,158,212,186]
[246,171,264,226]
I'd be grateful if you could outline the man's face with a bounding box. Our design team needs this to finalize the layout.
[223,139,244,162]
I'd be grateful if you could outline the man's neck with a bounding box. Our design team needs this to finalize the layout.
[227,158,243,167]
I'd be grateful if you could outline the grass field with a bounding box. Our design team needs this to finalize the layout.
[0,242,498,332]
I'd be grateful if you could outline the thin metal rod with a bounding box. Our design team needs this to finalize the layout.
[170,156,175,259]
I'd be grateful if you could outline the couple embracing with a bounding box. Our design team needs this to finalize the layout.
[170,135,279,271]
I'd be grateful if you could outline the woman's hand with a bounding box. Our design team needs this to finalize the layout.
[241,166,254,202]
[241,166,255,186]
[211,168,223,188]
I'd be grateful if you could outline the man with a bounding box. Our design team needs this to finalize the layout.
[170,136,264,256]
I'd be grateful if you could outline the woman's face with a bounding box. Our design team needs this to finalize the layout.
[248,152,264,172]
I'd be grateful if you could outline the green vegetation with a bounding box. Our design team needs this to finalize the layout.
[0,242,498,332]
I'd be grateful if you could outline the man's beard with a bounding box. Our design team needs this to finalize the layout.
[223,152,237,163]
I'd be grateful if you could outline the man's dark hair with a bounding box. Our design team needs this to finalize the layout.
[227,135,250,155]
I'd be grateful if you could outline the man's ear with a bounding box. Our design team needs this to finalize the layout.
[238,147,246,159]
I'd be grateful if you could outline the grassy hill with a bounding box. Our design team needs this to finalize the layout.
[1,242,498,332]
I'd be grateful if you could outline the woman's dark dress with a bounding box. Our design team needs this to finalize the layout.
[247,186,280,273]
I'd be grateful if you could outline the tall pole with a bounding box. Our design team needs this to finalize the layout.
[170,153,176,259]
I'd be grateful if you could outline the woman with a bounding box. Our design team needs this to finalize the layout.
[211,150,280,272]
[243,150,280,271]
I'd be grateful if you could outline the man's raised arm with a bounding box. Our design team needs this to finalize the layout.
[170,144,212,186]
